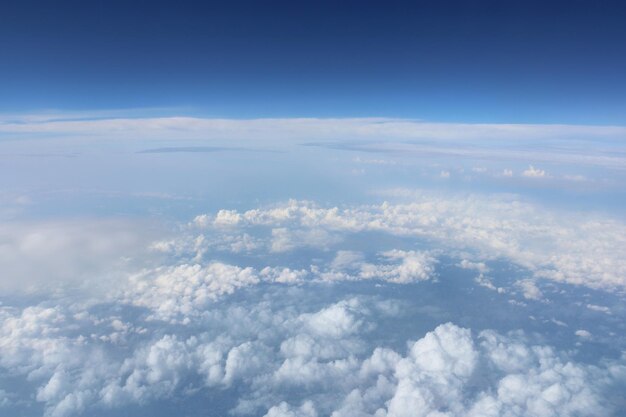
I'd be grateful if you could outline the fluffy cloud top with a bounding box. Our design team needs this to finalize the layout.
[1,291,622,417]
[191,193,626,291]
[522,165,548,178]
[1,188,624,416]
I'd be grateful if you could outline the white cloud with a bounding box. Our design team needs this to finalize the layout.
[331,250,366,270]
[263,401,318,417]
[586,304,611,314]
[522,165,548,178]
[303,299,363,339]
[319,250,437,284]
[270,227,339,253]
[475,274,505,293]
[358,250,436,284]
[3,116,626,173]
[2,113,625,417]
[0,290,622,417]
[459,259,489,273]
[516,279,544,300]
[3,116,625,145]
[0,219,160,294]
[385,323,477,417]
[122,263,261,321]
[228,233,261,253]
[195,193,626,291]
[214,209,242,227]
[260,267,308,284]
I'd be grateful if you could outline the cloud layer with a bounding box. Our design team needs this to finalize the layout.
[187,193,626,291]
[0,288,623,417]
[1,188,624,416]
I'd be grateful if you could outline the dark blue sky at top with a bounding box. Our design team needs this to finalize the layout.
[1,0,625,123]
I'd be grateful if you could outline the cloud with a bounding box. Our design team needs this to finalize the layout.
[358,250,437,284]
[192,193,626,291]
[263,401,318,417]
[315,250,437,284]
[2,113,625,417]
[586,304,612,314]
[473,330,608,417]
[522,165,548,178]
[270,227,339,253]
[0,389,10,407]
[0,219,160,294]
[213,209,243,227]
[119,259,310,323]
[122,263,261,321]
[3,116,626,172]
[459,259,489,273]
[331,250,366,270]
[0,286,623,417]
[260,266,308,284]
[302,299,364,338]
[385,323,477,417]
[136,146,237,154]
[515,279,544,300]
[3,116,625,144]
[353,156,397,166]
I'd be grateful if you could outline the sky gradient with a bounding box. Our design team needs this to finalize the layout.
[2,0,626,123]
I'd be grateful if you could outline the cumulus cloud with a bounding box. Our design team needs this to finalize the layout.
[263,401,318,417]
[522,165,548,178]
[191,193,626,291]
[516,279,544,300]
[302,298,364,338]
[459,259,489,273]
[474,329,608,417]
[213,209,242,227]
[122,263,260,321]
[260,266,308,284]
[0,288,623,417]
[316,250,437,284]
[385,323,477,417]
[1,190,623,416]
[121,263,309,321]
[3,113,626,417]
[358,250,436,284]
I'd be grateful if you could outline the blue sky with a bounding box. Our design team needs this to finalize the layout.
[1,0,626,123]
